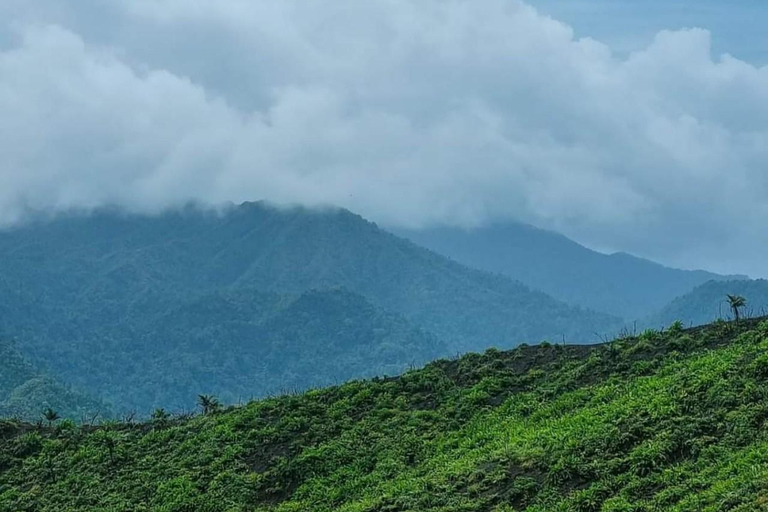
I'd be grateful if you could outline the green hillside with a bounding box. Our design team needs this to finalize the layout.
[4,287,444,412]
[119,287,445,410]
[395,223,746,320]
[0,203,619,411]
[2,318,767,511]
[644,279,768,329]
[0,340,105,421]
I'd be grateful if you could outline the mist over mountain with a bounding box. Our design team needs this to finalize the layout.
[0,203,619,411]
[2,1,768,277]
[394,223,747,319]
[0,0,766,509]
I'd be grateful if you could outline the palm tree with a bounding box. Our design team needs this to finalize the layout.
[727,294,747,323]
[152,408,170,421]
[197,394,221,415]
[42,408,60,427]
[96,430,120,467]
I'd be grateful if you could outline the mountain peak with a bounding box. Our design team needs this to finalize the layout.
[0,206,617,412]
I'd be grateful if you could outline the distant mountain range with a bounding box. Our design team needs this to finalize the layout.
[643,279,768,329]
[1,202,757,414]
[394,222,747,319]
[0,203,619,412]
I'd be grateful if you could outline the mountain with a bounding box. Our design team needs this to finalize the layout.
[2,286,445,412]
[393,222,746,319]
[644,278,768,329]
[0,339,105,421]
[105,288,445,410]
[0,203,619,411]
[1,317,767,511]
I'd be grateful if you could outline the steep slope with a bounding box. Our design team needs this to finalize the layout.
[394,222,745,319]
[0,204,619,349]
[3,287,445,412]
[0,340,105,421]
[128,288,446,409]
[644,278,768,328]
[0,203,619,410]
[1,318,767,511]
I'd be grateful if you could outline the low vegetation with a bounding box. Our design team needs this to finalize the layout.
[2,317,768,511]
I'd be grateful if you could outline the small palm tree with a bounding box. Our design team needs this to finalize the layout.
[152,408,170,422]
[42,408,60,427]
[96,429,121,467]
[197,394,221,415]
[727,294,747,323]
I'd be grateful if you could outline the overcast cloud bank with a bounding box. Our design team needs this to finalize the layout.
[0,0,767,275]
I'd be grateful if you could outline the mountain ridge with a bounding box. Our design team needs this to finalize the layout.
[393,221,747,319]
[0,203,620,412]
[644,278,768,329]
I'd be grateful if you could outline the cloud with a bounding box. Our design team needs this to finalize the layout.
[0,1,767,275]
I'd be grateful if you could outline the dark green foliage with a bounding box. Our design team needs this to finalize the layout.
[394,222,745,319]
[0,203,619,412]
[41,408,59,427]
[151,408,170,422]
[0,340,105,421]
[197,395,221,415]
[21,287,443,412]
[1,318,768,511]
[727,294,747,323]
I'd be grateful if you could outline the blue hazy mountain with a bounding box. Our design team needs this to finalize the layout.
[394,222,746,320]
[643,279,768,329]
[0,203,619,411]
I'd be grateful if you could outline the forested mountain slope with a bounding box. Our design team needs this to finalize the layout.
[0,340,104,421]
[4,287,444,412]
[0,203,619,410]
[1,318,766,511]
[121,288,446,410]
[395,222,745,319]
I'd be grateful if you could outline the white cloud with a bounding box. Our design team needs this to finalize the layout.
[0,1,767,275]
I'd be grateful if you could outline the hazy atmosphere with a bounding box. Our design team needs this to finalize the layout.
[1,0,767,276]
[3,2,768,510]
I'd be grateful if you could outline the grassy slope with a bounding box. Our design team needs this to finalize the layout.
[2,318,768,511]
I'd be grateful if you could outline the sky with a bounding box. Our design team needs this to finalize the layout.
[0,0,767,277]
[529,0,768,65]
